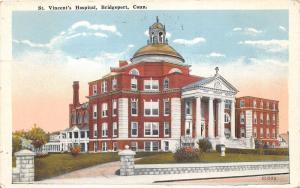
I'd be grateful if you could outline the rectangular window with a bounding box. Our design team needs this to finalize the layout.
[144,141,159,152]
[253,100,256,108]
[240,128,245,138]
[112,99,117,116]
[253,128,257,138]
[80,131,85,138]
[240,100,245,107]
[266,128,270,138]
[101,80,107,93]
[69,132,72,138]
[144,122,159,136]
[131,142,138,151]
[93,104,97,119]
[102,123,108,137]
[144,101,159,116]
[272,129,275,138]
[112,78,117,91]
[113,122,118,137]
[93,124,97,138]
[254,113,257,124]
[144,141,151,151]
[102,103,108,117]
[185,101,192,115]
[102,142,107,151]
[164,100,170,115]
[163,79,169,89]
[113,142,118,151]
[131,78,137,91]
[260,128,264,138]
[185,121,192,136]
[164,141,169,151]
[152,141,159,151]
[131,100,138,116]
[225,100,230,109]
[164,122,170,137]
[93,84,97,95]
[74,132,78,138]
[131,122,138,137]
[240,113,245,124]
[260,114,264,124]
[144,79,159,91]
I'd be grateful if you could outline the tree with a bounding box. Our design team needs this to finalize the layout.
[24,124,49,149]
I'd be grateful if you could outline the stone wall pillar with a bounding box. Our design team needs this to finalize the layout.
[13,149,35,183]
[118,145,136,176]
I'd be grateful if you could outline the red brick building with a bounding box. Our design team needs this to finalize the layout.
[68,18,280,152]
[235,96,279,147]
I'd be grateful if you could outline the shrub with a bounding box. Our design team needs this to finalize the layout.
[173,146,200,162]
[36,152,48,158]
[198,139,212,152]
[216,144,225,153]
[70,146,81,156]
[225,148,288,156]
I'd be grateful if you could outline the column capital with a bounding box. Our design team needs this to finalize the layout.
[195,95,202,99]
[209,97,214,101]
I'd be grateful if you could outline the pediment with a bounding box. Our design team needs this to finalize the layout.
[182,74,238,94]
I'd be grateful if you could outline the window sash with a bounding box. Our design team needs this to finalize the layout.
[131,122,138,136]
[131,78,137,90]
[164,101,170,115]
[113,123,118,137]
[93,105,97,119]
[164,122,170,136]
[131,101,138,115]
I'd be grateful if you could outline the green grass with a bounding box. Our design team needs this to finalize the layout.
[135,152,289,164]
[12,152,162,181]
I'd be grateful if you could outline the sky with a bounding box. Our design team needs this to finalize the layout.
[12,10,288,133]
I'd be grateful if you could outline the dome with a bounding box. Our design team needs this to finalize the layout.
[130,17,185,64]
[132,44,184,61]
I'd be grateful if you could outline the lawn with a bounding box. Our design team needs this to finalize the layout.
[135,152,289,164]
[12,151,164,181]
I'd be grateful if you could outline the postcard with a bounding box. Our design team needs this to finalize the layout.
[0,0,300,187]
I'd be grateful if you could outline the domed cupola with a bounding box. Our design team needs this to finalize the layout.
[131,17,185,64]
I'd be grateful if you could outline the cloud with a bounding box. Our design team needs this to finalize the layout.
[144,30,172,38]
[232,27,263,36]
[207,52,226,58]
[69,20,122,36]
[239,39,288,52]
[173,37,206,45]
[13,20,121,50]
[278,25,287,32]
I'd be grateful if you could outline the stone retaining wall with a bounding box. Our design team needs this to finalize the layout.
[134,161,289,176]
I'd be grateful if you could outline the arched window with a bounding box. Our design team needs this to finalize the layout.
[163,78,169,90]
[168,68,182,74]
[129,68,139,76]
[224,113,230,123]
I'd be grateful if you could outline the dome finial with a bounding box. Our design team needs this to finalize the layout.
[156,16,159,23]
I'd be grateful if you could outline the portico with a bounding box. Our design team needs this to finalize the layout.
[181,67,238,148]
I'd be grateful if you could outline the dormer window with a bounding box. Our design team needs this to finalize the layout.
[129,68,139,76]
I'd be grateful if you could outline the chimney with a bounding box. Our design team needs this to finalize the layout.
[73,81,80,106]
[119,60,128,67]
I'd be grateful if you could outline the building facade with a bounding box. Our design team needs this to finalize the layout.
[235,96,280,147]
[63,18,280,153]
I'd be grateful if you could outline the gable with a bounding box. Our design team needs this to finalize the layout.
[203,77,234,92]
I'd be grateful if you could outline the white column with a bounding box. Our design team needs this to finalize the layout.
[220,98,225,139]
[231,100,236,138]
[208,97,215,138]
[217,101,221,137]
[196,96,202,138]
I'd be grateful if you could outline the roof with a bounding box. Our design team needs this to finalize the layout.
[236,96,279,102]
[132,44,184,62]
[63,125,89,132]
[279,133,289,143]
[182,73,238,93]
